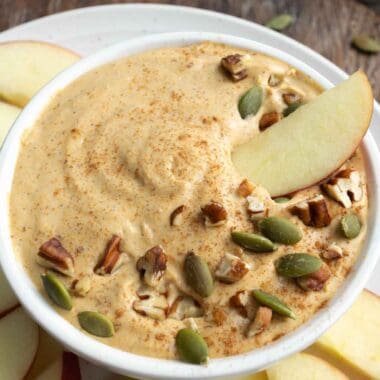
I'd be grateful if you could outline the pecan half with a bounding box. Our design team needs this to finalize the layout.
[246,306,272,337]
[291,195,331,227]
[201,201,227,227]
[322,242,343,260]
[136,245,167,287]
[133,286,168,320]
[221,54,250,81]
[322,168,363,208]
[215,253,251,283]
[237,179,254,197]
[259,112,280,131]
[296,263,331,291]
[170,205,185,226]
[37,238,74,276]
[282,92,302,105]
[95,235,126,275]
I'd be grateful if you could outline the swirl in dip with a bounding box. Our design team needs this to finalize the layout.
[10,42,367,360]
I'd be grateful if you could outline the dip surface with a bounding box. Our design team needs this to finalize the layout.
[10,42,368,359]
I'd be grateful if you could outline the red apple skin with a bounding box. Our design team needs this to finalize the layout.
[62,352,82,380]
[0,303,20,319]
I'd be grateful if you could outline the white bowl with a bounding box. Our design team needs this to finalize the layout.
[0,32,379,379]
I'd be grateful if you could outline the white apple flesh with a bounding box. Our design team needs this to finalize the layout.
[0,269,19,317]
[232,71,373,197]
[0,101,20,146]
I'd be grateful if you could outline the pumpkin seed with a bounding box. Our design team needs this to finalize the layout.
[184,252,214,297]
[274,197,290,204]
[78,311,114,337]
[238,85,263,119]
[176,328,209,364]
[231,231,275,252]
[275,253,322,278]
[352,34,380,54]
[341,214,361,239]
[252,289,295,319]
[283,102,303,117]
[41,273,72,310]
[259,217,302,245]
[266,14,295,31]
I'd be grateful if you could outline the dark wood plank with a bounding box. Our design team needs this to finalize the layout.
[0,0,379,98]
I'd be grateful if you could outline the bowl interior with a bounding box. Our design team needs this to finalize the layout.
[0,32,379,379]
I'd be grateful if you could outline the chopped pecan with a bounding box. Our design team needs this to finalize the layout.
[246,195,266,214]
[133,286,168,320]
[215,253,251,283]
[170,205,185,226]
[322,168,363,208]
[201,201,227,227]
[322,242,343,260]
[95,235,126,275]
[296,263,331,291]
[229,290,250,318]
[282,92,301,105]
[246,306,272,337]
[221,54,250,81]
[37,238,74,276]
[72,276,91,297]
[291,195,331,227]
[168,296,203,320]
[259,112,280,131]
[136,245,167,287]
[237,179,254,197]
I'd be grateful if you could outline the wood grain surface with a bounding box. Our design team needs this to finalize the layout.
[0,0,379,98]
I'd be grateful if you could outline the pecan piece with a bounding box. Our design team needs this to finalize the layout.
[215,253,251,284]
[229,290,251,318]
[221,54,250,81]
[95,235,126,275]
[246,306,272,337]
[246,195,266,215]
[37,238,74,276]
[168,296,203,320]
[73,276,91,297]
[201,201,227,227]
[322,242,343,260]
[136,245,167,287]
[291,195,331,228]
[133,286,168,320]
[170,205,185,226]
[296,263,331,291]
[237,179,254,197]
[259,112,280,131]
[322,168,363,208]
[282,92,302,105]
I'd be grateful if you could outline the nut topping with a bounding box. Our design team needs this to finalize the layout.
[259,112,280,131]
[246,195,266,215]
[133,286,168,321]
[170,205,186,226]
[291,195,331,227]
[221,54,250,81]
[229,290,250,318]
[73,276,92,297]
[95,235,126,275]
[322,242,343,260]
[37,238,74,277]
[169,296,203,320]
[296,263,331,291]
[136,245,167,287]
[237,179,254,197]
[268,73,282,87]
[282,92,302,105]
[322,168,363,208]
[246,306,272,337]
[201,201,227,227]
[215,253,251,283]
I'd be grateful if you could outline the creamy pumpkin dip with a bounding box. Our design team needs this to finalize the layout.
[10,42,368,361]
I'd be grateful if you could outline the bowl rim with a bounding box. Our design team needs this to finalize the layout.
[0,31,380,379]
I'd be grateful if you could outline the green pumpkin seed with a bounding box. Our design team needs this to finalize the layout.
[78,311,114,337]
[266,14,295,31]
[41,273,72,310]
[341,214,361,239]
[184,252,214,297]
[275,253,322,278]
[252,289,295,319]
[352,35,380,54]
[231,231,275,252]
[259,217,302,245]
[283,102,303,117]
[176,328,209,364]
[274,197,290,204]
[238,85,263,119]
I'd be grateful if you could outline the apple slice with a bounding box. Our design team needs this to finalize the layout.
[266,352,348,380]
[0,269,19,317]
[316,290,380,379]
[0,101,20,146]
[35,352,81,380]
[0,41,80,107]
[235,371,268,380]
[232,71,373,197]
[0,307,39,380]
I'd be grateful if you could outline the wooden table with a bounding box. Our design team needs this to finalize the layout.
[1,0,379,98]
